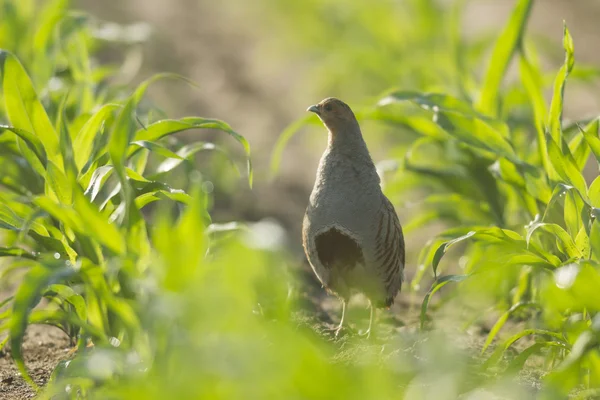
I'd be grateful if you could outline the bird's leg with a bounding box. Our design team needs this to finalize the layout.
[361,300,376,339]
[368,302,375,339]
[334,300,346,337]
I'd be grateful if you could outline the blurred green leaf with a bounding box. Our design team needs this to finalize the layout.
[44,284,87,322]
[0,50,62,169]
[73,104,119,172]
[547,24,575,144]
[431,230,475,277]
[131,140,183,160]
[131,117,252,186]
[35,191,126,255]
[155,142,239,176]
[527,221,581,259]
[477,0,532,116]
[420,274,468,330]
[365,107,448,140]
[270,114,318,179]
[578,119,600,169]
[0,125,47,173]
[379,91,519,162]
[84,165,113,202]
[482,302,541,354]
[484,329,567,368]
[0,247,36,259]
[9,263,74,389]
[46,161,73,204]
[546,135,588,199]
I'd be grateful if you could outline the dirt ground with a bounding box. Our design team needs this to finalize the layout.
[0,325,70,399]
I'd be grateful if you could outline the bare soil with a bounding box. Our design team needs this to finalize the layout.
[0,325,70,400]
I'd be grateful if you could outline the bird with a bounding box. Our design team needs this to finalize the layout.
[302,97,405,338]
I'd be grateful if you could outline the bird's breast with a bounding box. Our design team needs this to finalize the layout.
[307,171,381,236]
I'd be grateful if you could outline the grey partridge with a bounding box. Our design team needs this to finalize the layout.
[302,97,405,337]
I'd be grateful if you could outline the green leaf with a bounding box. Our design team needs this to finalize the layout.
[508,341,568,373]
[135,190,192,209]
[365,107,448,140]
[83,165,113,202]
[44,284,87,322]
[563,188,586,238]
[519,45,547,142]
[35,191,126,255]
[0,125,47,174]
[153,186,210,291]
[578,119,600,168]
[574,226,590,258]
[590,217,600,261]
[155,142,238,176]
[589,178,600,208]
[379,91,518,162]
[0,50,62,170]
[131,140,183,160]
[107,75,176,236]
[9,263,74,389]
[546,135,588,199]
[420,274,468,330]
[0,202,23,231]
[0,247,36,259]
[526,221,581,259]
[548,330,597,388]
[380,91,496,121]
[413,194,495,227]
[477,0,533,116]
[547,23,575,144]
[481,302,541,354]
[72,189,125,255]
[484,329,567,368]
[46,161,73,204]
[131,117,252,186]
[270,114,315,179]
[73,104,119,172]
[435,111,518,162]
[431,231,476,276]
[109,75,173,182]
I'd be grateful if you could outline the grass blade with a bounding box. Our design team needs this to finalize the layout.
[481,302,541,354]
[547,23,575,144]
[269,114,315,180]
[73,104,119,172]
[578,119,600,168]
[546,134,588,199]
[420,274,469,330]
[477,0,533,116]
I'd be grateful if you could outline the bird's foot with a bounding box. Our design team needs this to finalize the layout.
[358,328,373,340]
[323,324,354,338]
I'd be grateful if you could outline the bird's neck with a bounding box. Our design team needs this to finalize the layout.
[326,122,371,158]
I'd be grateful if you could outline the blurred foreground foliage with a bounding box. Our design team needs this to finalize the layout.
[0,0,600,399]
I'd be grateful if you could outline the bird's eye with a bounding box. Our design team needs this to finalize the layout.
[324,104,332,112]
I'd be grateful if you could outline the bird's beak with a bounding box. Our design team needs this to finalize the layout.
[307,104,320,115]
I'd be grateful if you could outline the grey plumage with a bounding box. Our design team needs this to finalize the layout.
[302,97,405,336]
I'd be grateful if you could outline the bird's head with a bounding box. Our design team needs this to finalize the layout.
[307,98,358,132]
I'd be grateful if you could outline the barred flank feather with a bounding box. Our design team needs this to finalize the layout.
[375,196,405,307]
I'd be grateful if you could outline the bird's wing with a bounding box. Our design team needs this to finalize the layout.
[373,195,405,307]
[302,212,330,287]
